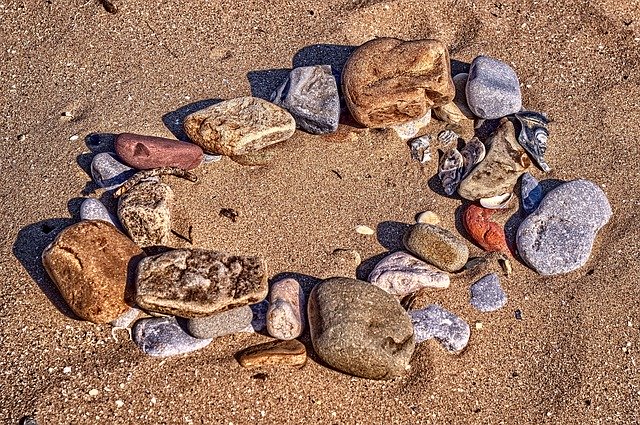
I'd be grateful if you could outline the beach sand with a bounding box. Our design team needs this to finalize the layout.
[2,0,640,423]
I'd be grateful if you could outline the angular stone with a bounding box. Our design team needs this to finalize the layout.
[79,198,117,227]
[308,277,415,380]
[132,316,212,357]
[403,223,469,272]
[183,97,296,156]
[135,248,268,318]
[452,73,475,119]
[470,273,507,312]
[115,133,203,170]
[410,305,470,352]
[187,305,254,339]
[90,152,135,190]
[389,110,431,141]
[458,119,531,200]
[517,179,612,275]
[267,278,305,340]
[520,172,543,214]
[117,180,173,247]
[42,220,143,323]
[342,38,455,128]
[271,65,340,134]
[466,56,522,119]
[463,204,509,254]
[237,339,307,369]
[368,251,450,297]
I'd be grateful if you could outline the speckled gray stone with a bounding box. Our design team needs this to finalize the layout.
[466,56,522,119]
[132,316,212,357]
[517,179,612,276]
[80,198,117,227]
[410,305,470,352]
[368,251,450,297]
[520,172,543,214]
[470,273,507,312]
[271,65,340,134]
[90,152,136,190]
[186,306,253,339]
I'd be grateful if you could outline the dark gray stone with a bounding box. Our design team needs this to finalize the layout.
[470,273,507,312]
[520,172,543,214]
[466,56,522,119]
[410,305,470,352]
[271,65,340,134]
[90,152,135,190]
[186,305,254,339]
[80,198,117,227]
[132,316,212,357]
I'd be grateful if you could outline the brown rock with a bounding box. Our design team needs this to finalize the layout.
[42,220,143,323]
[115,133,203,170]
[403,223,469,273]
[183,97,296,156]
[342,38,455,128]
[237,339,307,369]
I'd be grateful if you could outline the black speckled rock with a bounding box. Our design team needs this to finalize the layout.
[133,316,211,357]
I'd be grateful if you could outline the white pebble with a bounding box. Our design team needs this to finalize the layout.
[69,134,80,141]
[355,225,375,235]
[89,389,99,396]
[63,366,72,374]
[115,400,124,408]
[416,211,440,225]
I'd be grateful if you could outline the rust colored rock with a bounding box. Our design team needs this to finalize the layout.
[342,38,455,128]
[463,204,509,254]
[237,339,307,369]
[42,220,143,323]
[115,133,203,170]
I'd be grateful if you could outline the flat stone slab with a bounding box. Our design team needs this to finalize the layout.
[187,305,254,339]
[237,339,307,369]
[133,316,212,357]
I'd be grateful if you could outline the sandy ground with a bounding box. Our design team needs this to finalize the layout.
[2,0,640,423]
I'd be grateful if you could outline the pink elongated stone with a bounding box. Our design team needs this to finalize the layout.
[267,278,305,340]
[368,251,450,297]
[115,133,203,170]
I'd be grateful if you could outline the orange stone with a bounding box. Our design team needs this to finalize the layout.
[463,204,509,254]
[237,339,307,369]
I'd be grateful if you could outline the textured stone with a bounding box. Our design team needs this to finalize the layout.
[368,251,450,297]
[410,305,470,352]
[187,306,254,339]
[389,110,431,141]
[452,73,475,119]
[466,56,522,119]
[410,135,432,164]
[271,65,340,134]
[416,211,440,225]
[42,220,143,323]
[403,223,469,272]
[132,316,212,357]
[90,152,135,190]
[183,97,296,156]
[135,248,268,318]
[433,101,466,124]
[342,38,455,128]
[115,133,203,170]
[79,198,117,227]
[458,119,531,200]
[237,339,307,369]
[470,273,507,312]
[117,180,174,247]
[308,277,415,380]
[520,172,543,214]
[463,204,509,254]
[517,179,612,275]
[267,278,305,340]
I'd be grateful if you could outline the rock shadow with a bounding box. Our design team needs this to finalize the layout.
[376,220,411,251]
[67,197,86,220]
[162,99,223,142]
[450,59,470,77]
[85,132,117,153]
[356,252,388,281]
[246,69,291,100]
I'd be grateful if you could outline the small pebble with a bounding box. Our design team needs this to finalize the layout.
[202,153,223,163]
[520,172,543,214]
[79,198,117,227]
[409,135,431,163]
[267,278,305,340]
[70,134,80,141]
[20,416,37,425]
[437,129,459,146]
[187,305,253,339]
[475,322,483,330]
[90,152,136,190]
[410,305,470,352]
[469,273,507,312]
[237,339,307,369]
[416,211,440,225]
[17,133,27,142]
[88,389,99,396]
[355,225,375,235]
[132,316,212,357]
[514,309,523,320]
[110,306,141,328]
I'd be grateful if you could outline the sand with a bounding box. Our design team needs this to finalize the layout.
[2,0,640,423]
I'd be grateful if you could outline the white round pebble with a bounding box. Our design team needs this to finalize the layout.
[416,211,440,225]
[69,134,80,141]
[88,389,99,396]
[355,225,375,235]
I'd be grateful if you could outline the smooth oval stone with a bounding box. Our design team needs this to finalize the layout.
[520,172,543,214]
[79,198,117,227]
[470,273,507,312]
[90,152,135,190]
[117,180,174,247]
[342,38,455,128]
[410,305,470,352]
[110,306,141,328]
[132,316,212,357]
[266,278,305,340]
[403,223,469,272]
[183,97,296,156]
[516,179,612,275]
[237,339,307,369]
[186,305,253,339]
[452,73,475,119]
[368,251,450,297]
[308,277,415,380]
[463,204,509,254]
[42,220,144,323]
[271,65,340,134]
[466,56,522,119]
[115,133,203,170]
[135,248,268,318]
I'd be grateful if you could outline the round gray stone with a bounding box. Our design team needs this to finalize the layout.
[466,56,522,119]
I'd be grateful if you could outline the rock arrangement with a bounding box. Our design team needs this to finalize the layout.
[41,37,612,381]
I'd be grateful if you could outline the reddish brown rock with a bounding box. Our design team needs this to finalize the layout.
[342,38,455,128]
[42,220,144,323]
[463,204,509,254]
[237,339,307,369]
[115,133,203,170]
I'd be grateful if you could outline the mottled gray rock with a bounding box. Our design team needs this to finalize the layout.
[308,277,415,380]
[271,65,340,134]
[135,248,268,318]
[466,56,522,119]
[517,179,612,275]
[132,316,212,357]
[409,135,431,163]
[403,223,469,272]
[90,152,135,190]
[520,172,543,214]
[117,180,173,247]
[80,198,117,227]
[368,251,450,297]
[267,278,305,340]
[186,306,253,339]
[110,306,141,328]
[410,305,470,352]
[469,273,507,312]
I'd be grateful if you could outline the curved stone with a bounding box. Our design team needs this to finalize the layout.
[368,251,450,297]
[115,133,203,170]
[403,223,469,272]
